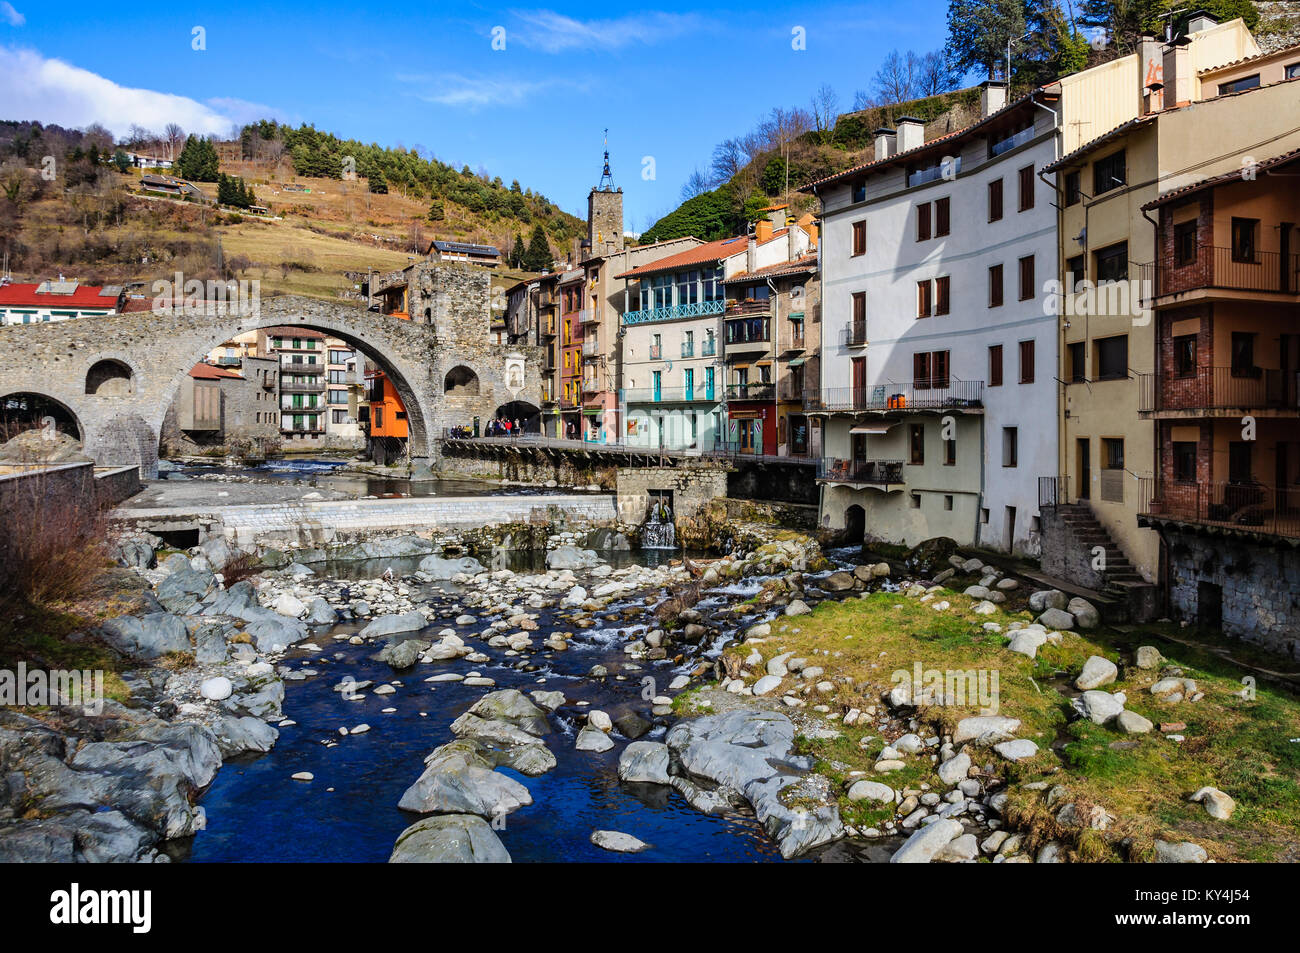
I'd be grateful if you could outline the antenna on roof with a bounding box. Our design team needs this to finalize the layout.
[598,128,614,191]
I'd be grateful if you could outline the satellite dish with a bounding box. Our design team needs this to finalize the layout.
[1074,227,1087,246]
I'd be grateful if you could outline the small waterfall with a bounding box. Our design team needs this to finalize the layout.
[641,505,677,550]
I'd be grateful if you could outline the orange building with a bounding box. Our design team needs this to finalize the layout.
[365,368,409,464]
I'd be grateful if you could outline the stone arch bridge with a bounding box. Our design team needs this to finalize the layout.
[0,295,528,478]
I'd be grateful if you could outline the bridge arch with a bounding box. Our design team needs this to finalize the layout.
[86,358,135,396]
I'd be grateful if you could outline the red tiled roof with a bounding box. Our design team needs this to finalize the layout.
[723,254,819,284]
[1198,41,1300,75]
[261,325,327,339]
[1043,114,1158,173]
[1142,146,1300,210]
[188,362,244,380]
[0,282,118,309]
[615,232,794,280]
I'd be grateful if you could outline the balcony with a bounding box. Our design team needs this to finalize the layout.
[1143,247,1300,302]
[725,298,772,317]
[1139,478,1300,540]
[780,332,806,353]
[843,320,867,348]
[581,373,605,395]
[215,356,242,367]
[540,382,557,404]
[582,339,600,357]
[817,458,906,486]
[806,379,984,413]
[1137,367,1300,416]
[681,342,695,358]
[702,339,717,357]
[625,386,717,404]
[280,379,327,394]
[539,317,557,337]
[623,298,725,325]
[579,308,601,325]
[777,378,812,401]
[280,358,323,372]
[726,382,776,401]
[724,317,771,353]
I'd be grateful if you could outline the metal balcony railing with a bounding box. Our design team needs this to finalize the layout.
[702,340,717,357]
[1142,247,1300,299]
[725,298,772,316]
[781,332,806,353]
[582,339,600,357]
[1138,366,1300,414]
[807,379,984,412]
[280,380,326,394]
[726,382,776,401]
[724,319,771,349]
[1139,478,1300,539]
[624,386,717,404]
[681,342,695,358]
[623,298,725,325]
[843,320,867,347]
[817,458,905,485]
[579,308,600,325]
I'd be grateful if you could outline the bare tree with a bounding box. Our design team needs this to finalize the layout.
[680,168,712,201]
[915,50,959,97]
[872,50,919,106]
[852,89,875,111]
[164,123,185,159]
[810,84,840,144]
[710,138,746,183]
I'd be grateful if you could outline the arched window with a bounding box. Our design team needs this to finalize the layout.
[444,365,480,396]
[85,359,134,396]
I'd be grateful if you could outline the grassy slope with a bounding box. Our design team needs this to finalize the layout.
[721,584,1300,862]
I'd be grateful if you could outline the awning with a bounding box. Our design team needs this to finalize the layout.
[787,357,805,366]
[850,424,894,435]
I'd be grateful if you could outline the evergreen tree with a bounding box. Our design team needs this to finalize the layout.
[111,149,130,173]
[508,232,525,268]
[427,198,445,221]
[945,0,1027,81]
[368,168,388,194]
[522,223,551,271]
[217,173,231,205]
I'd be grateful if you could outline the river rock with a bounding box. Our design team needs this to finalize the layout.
[305,597,337,625]
[378,638,427,670]
[1006,629,1047,659]
[846,780,895,804]
[1067,597,1100,629]
[1072,690,1125,725]
[529,690,566,711]
[1075,655,1118,690]
[784,600,812,617]
[545,546,601,570]
[1190,786,1236,820]
[822,571,856,592]
[211,714,279,756]
[953,715,1021,744]
[591,830,648,853]
[418,555,484,578]
[890,817,964,863]
[618,741,671,785]
[359,611,428,640]
[1037,607,1075,630]
[1135,645,1163,669]
[752,675,783,696]
[200,676,233,701]
[272,593,307,618]
[937,751,971,785]
[1028,589,1067,612]
[99,612,191,660]
[389,814,510,863]
[154,556,215,613]
[398,741,532,817]
[1116,710,1154,734]
[576,726,615,752]
[993,739,1039,761]
[1153,840,1208,863]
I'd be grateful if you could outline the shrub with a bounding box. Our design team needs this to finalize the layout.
[0,471,108,611]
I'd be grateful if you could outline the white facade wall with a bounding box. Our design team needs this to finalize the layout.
[817,110,1060,554]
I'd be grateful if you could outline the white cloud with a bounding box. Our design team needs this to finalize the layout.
[507,9,709,53]
[397,71,585,110]
[0,46,272,138]
[0,3,24,27]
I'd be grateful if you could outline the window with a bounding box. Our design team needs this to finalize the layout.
[1018,255,1035,301]
[935,197,950,237]
[1067,341,1086,382]
[910,493,922,509]
[935,276,950,316]
[944,436,956,466]
[916,280,932,318]
[852,181,866,203]
[1018,165,1034,211]
[916,202,932,241]
[1231,331,1256,375]
[988,178,1003,222]
[1094,150,1126,195]
[944,494,954,510]
[1103,437,1124,471]
[1218,74,1260,95]
[1231,217,1258,263]
[910,424,925,465]
[1228,442,1253,483]
[1287,63,1300,80]
[1174,335,1197,377]
[852,291,867,329]
[989,344,1004,386]
[1002,427,1018,467]
[988,264,1004,307]
[332,409,348,424]
[1095,242,1128,283]
[1174,221,1198,267]
[1064,170,1081,207]
[1095,335,1128,380]
[851,220,866,256]
[913,350,950,389]
[1066,254,1085,290]
[1019,340,1035,384]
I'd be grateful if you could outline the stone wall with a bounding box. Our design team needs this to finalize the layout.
[1039,505,1108,590]
[614,465,729,537]
[727,460,818,505]
[1162,526,1300,659]
[436,447,615,487]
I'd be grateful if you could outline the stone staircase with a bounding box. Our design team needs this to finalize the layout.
[1042,504,1161,621]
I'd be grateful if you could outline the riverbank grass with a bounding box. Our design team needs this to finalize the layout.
[724,590,1300,862]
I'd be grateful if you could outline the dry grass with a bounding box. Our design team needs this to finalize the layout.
[0,475,110,610]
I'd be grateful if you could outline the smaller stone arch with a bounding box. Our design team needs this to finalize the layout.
[444,365,481,396]
[86,359,135,396]
[844,504,866,545]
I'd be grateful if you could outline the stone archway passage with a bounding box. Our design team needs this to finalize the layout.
[444,365,480,396]
[0,392,82,440]
[844,504,866,545]
[492,400,541,434]
[0,296,452,478]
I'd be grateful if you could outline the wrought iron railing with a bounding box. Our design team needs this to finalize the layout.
[624,386,717,403]
[623,298,725,325]
[807,379,984,412]
[726,382,776,401]
[843,320,867,347]
[1144,246,1300,298]
[1137,366,1300,413]
[817,458,905,485]
[1139,478,1300,539]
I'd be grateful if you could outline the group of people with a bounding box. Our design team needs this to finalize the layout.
[486,417,524,437]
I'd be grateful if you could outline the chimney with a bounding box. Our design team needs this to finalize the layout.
[755,218,773,244]
[787,221,797,261]
[1163,36,1193,107]
[873,127,895,159]
[1187,11,1218,34]
[894,116,923,153]
[767,206,786,229]
[746,232,757,273]
[1140,33,1165,114]
[979,80,1008,118]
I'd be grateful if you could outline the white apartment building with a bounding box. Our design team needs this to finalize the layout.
[807,85,1059,555]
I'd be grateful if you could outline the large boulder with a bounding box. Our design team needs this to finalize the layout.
[398,740,532,817]
[154,556,215,614]
[890,818,964,863]
[389,814,511,863]
[618,741,671,785]
[359,611,428,640]
[545,546,601,570]
[99,612,191,660]
[418,554,484,578]
[1028,589,1068,613]
[377,638,428,670]
[1075,655,1118,690]
[904,537,960,575]
[1037,607,1075,631]
[1072,690,1125,725]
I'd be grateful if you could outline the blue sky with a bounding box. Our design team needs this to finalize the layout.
[0,1,951,229]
